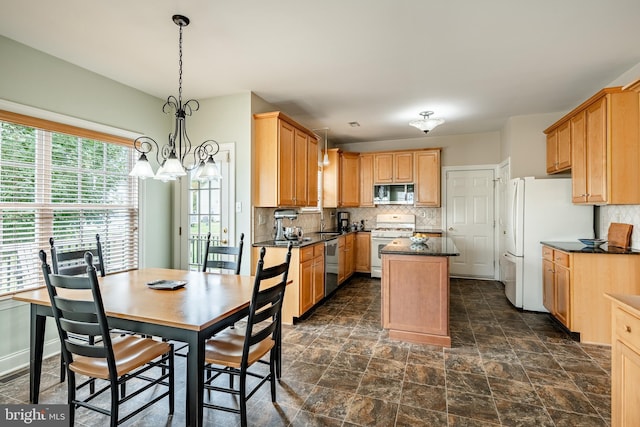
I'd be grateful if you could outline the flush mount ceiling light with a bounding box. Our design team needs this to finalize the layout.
[409,111,445,134]
[129,14,221,182]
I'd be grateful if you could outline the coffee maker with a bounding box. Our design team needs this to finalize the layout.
[337,211,350,232]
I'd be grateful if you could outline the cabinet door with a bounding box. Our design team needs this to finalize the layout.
[294,129,309,206]
[394,153,413,182]
[555,265,570,328]
[374,153,394,183]
[613,340,640,426]
[542,258,554,313]
[355,233,371,273]
[313,253,325,304]
[278,121,296,206]
[571,110,588,203]
[556,121,571,171]
[586,97,608,204]
[415,151,441,207]
[299,259,314,314]
[340,153,360,207]
[359,154,374,207]
[546,129,558,174]
[307,135,318,207]
[345,234,355,277]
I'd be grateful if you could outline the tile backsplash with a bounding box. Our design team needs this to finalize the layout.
[598,205,640,249]
[252,205,442,243]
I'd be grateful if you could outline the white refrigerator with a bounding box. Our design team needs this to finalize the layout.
[501,177,594,312]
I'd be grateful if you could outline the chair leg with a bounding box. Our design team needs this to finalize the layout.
[168,346,175,415]
[110,380,119,427]
[59,354,66,383]
[67,372,76,427]
[270,351,277,402]
[239,371,247,427]
[88,336,95,394]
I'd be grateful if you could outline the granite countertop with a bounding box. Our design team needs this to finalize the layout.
[541,241,640,255]
[253,230,361,248]
[380,237,460,257]
[414,229,444,234]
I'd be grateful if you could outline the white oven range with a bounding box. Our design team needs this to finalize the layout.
[370,214,415,278]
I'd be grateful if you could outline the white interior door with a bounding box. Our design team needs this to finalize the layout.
[444,168,496,279]
[176,144,234,270]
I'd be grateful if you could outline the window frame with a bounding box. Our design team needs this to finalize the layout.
[0,109,139,297]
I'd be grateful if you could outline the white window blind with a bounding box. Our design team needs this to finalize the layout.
[0,111,138,296]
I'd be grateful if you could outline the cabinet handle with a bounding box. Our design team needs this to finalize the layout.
[625,325,632,333]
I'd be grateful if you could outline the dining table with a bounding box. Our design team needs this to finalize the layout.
[12,267,260,427]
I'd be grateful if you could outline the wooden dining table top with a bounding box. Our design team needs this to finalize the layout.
[12,268,258,332]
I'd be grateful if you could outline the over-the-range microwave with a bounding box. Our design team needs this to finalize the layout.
[373,184,414,205]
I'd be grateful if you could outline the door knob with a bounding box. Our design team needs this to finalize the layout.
[221,239,228,244]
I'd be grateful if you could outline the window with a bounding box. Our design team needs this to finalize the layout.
[0,110,138,296]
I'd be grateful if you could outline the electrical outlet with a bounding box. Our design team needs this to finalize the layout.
[258,214,266,225]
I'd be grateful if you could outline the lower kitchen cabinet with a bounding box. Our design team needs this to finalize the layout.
[607,294,640,427]
[355,232,370,273]
[542,247,571,328]
[337,233,356,285]
[541,244,640,344]
[252,242,324,325]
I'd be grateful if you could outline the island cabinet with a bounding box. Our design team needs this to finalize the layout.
[253,111,319,207]
[251,242,324,325]
[374,152,413,184]
[381,238,459,347]
[545,120,571,174]
[359,154,374,207]
[606,294,640,427]
[545,87,640,204]
[414,149,441,207]
[541,244,640,344]
[355,232,371,273]
[323,149,360,208]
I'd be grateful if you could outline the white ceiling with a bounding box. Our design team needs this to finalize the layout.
[1,0,640,144]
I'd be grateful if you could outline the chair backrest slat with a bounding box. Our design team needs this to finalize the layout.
[59,317,102,337]
[202,232,244,274]
[65,340,108,359]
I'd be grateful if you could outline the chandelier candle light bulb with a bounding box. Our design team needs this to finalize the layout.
[129,14,221,182]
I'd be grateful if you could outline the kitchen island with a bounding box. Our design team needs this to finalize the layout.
[381,237,459,347]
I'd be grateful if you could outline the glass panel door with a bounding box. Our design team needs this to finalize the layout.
[176,144,233,270]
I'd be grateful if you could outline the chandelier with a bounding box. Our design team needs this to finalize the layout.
[129,15,221,182]
[409,111,445,134]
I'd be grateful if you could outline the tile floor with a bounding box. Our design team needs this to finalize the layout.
[0,276,612,426]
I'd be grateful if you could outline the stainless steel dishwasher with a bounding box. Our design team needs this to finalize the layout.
[324,237,339,297]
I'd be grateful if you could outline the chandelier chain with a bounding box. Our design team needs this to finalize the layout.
[178,23,183,106]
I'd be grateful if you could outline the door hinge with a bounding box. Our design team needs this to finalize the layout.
[179,226,182,236]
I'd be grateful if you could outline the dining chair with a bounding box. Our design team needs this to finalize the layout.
[49,234,106,385]
[202,232,244,274]
[202,243,292,427]
[38,250,174,427]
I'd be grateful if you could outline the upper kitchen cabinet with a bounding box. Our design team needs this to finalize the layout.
[374,152,413,183]
[551,87,640,205]
[414,149,441,207]
[545,120,571,174]
[253,111,319,207]
[323,149,360,208]
[359,153,374,207]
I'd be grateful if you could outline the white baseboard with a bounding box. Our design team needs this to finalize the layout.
[0,338,60,378]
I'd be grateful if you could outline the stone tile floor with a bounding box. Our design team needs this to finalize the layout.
[0,276,611,426]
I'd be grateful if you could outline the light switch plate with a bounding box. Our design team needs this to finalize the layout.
[235,202,242,213]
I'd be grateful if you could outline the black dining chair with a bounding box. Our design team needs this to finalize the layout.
[201,243,292,427]
[39,250,174,427]
[202,232,244,274]
[49,234,107,385]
